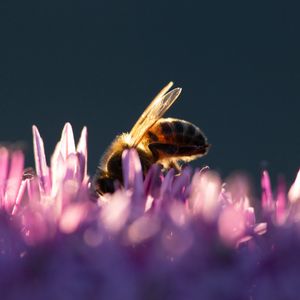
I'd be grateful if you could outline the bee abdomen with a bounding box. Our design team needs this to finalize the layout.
[154,118,207,146]
[147,119,173,143]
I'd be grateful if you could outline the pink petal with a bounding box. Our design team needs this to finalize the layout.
[101,190,131,233]
[254,222,267,235]
[288,169,300,203]
[275,176,287,224]
[261,170,274,213]
[122,149,144,193]
[4,150,24,213]
[76,126,88,180]
[50,144,66,198]
[60,123,76,160]
[143,164,162,198]
[11,179,27,215]
[59,203,88,234]
[158,168,175,206]
[77,176,92,203]
[64,153,81,182]
[172,167,192,201]
[26,176,41,203]
[189,170,222,220]
[245,207,256,228]
[218,206,246,246]
[21,207,49,245]
[32,125,51,196]
[126,214,160,244]
[58,155,82,208]
[225,172,251,205]
[0,147,9,205]
[122,149,145,216]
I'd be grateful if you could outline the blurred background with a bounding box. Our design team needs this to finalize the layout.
[1,1,299,192]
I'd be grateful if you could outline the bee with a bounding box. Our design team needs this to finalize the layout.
[93,82,210,195]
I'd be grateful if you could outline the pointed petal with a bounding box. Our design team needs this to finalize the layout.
[76,126,88,180]
[50,141,61,172]
[50,151,65,198]
[64,153,81,182]
[261,170,273,212]
[159,168,175,206]
[143,164,162,198]
[60,154,81,206]
[11,179,28,215]
[122,149,143,193]
[245,207,256,227]
[4,150,24,213]
[172,167,192,201]
[189,171,221,220]
[60,123,76,160]
[0,147,9,205]
[32,125,51,196]
[26,176,41,203]
[122,149,145,217]
[288,169,300,203]
[276,176,287,224]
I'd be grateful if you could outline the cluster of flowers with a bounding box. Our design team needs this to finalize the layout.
[1,123,300,300]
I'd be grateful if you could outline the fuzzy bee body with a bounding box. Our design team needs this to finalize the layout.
[93,83,210,195]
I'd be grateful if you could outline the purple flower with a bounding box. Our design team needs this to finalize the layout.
[1,123,300,299]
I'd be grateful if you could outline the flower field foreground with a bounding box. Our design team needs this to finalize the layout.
[1,123,300,300]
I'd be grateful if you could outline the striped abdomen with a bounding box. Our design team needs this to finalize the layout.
[146,118,207,147]
[143,118,210,160]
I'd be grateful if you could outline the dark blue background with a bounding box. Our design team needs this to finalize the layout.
[1,1,300,190]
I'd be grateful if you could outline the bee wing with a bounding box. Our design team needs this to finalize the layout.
[130,82,182,147]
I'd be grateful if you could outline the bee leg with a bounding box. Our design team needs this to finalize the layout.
[167,160,181,173]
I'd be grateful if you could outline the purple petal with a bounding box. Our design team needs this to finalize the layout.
[0,147,9,205]
[50,150,65,198]
[143,164,162,198]
[275,176,287,224]
[288,169,300,203]
[218,206,246,246]
[189,170,221,220]
[158,168,175,207]
[51,140,63,173]
[225,172,251,205]
[77,176,92,203]
[245,206,256,228]
[4,150,24,213]
[32,125,51,196]
[172,167,192,201]
[261,170,274,213]
[59,154,82,207]
[11,179,27,215]
[100,190,131,233]
[60,123,76,160]
[122,149,145,216]
[59,203,89,233]
[64,153,81,183]
[76,126,88,180]
[26,176,41,203]
[21,205,49,245]
[122,149,143,193]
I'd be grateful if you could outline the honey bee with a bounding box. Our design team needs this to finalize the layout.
[93,82,210,195]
